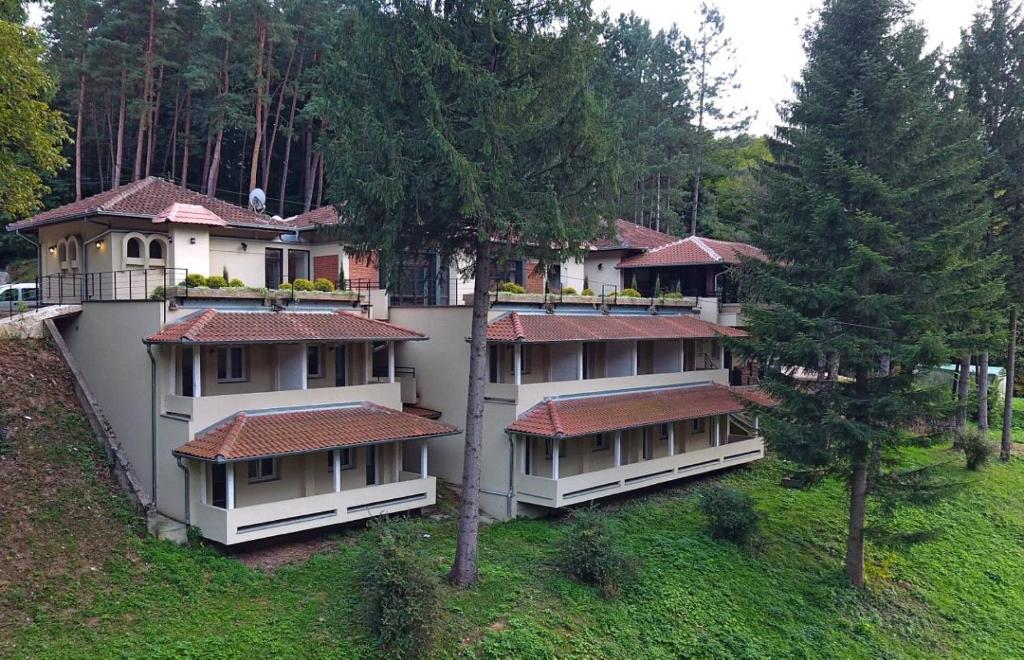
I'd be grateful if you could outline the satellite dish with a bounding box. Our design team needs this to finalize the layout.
[248,188,266,213]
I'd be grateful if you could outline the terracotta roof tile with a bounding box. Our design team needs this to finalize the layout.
[617,236,764,268]
[288,205,341,228]
[145,309,426,344]
[592,219,678,250]
[174,403,458,461]
[8,177,292,231]
[153,203,227,226]
[486,312,746,343]
[507,384,762,438]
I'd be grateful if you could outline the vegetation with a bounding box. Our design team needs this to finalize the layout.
[699,486,760,545]
[580,288,595,296]
[618,288,642,298]
[560,287,577,296]
[290,278,314,292]
[203,275,227,289]
[497,283,527,294]
[228,278,245,288]
[960,429,993,471]
[313,277,335,292]
[181,273,206,288]
[560,508,636,598]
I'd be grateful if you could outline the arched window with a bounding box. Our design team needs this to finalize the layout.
[57,241,67,264]
[67,237,79,267]
[148,239,163,260]
[127,237,143,259]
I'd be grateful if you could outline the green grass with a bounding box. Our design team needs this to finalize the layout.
[6,443,1024,659]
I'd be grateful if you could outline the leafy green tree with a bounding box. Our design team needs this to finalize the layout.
[316,0,616,585]
[741,0,996,588]
[700,134,770,242]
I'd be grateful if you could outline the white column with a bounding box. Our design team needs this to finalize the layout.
[226,463,235,510]
[393,442,401,481]
[631,341,638,376]
[300,343,309,390]
[667,424,675,456]
[614,431,622,467]
[365,342,373,383]
[333,449,342,492]
[387,342,395,383]
[199,462,207,504]
[714,417,721,447]
[192,347,202,398]
[552,438,560,479]
[754,414,760,432]
[725,416,731,443]
[514,344,522,386]
[420,441,428,479]
[577,342,584,380]
[680,339,687,372]
[718,342,726,369]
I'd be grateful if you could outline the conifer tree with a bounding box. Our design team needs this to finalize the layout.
[741,0,996,588]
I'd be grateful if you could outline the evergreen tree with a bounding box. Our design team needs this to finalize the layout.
[316,0,615,585]
[741,0,996,588]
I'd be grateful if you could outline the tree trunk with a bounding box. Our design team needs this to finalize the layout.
[248,19,267,193]
[90,103,105,191]
[978,350,989,435]
[207,127,224,199]
[133,0,156,182]
[166,79,182,178]
[955,353,971,433]
[179,90,191,188]
[316,152,324,207]
[846,366,870,589]
[262,44,296,192]
[201,126,213,193]
[278,82,299,216]
[75,68,85,200]
[690,31,708,237]
[113,69,127,187]
[449,239,493,586]
[1002,307,1017,461]
[146,64,164,178]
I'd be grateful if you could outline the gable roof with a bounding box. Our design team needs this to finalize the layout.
[174,403,458,462]
[507,384,762,438]
[617,236,764,269]
[8,177,290,231]
[153,203,227,226]
[591,219,678,251]
[486,312,746,343]
[287,205,341,228]
[144,309,426,344]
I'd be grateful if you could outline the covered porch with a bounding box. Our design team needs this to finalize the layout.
[175,403,457,544]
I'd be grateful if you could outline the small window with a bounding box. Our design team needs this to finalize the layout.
[691,418,705,434]
[544,439,567,459]
[126,237,142,259]
[326,449,353,470]
[148,239,164,260]
[247,457,278,483]
[372,341,388,378]
[216,346,248,383]
[593,433,608,452]
[57,242,67,264]
[67,239,78,262]
[488,344,501,383]
[660,423,670,439]
[307,344,323,378]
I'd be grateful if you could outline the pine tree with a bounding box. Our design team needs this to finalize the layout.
[741,0,996,588]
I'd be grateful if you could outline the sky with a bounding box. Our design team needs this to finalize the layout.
[600,0,985,135]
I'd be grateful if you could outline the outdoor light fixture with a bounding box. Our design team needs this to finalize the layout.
[241,242,248,251]
[190,237,197,245]
[48,246,56,254]
[95,239,104,249]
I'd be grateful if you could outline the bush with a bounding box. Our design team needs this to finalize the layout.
[291,278,315,291]
[358,521,441,659]
[561,508,636,597]
[313,277,336,292]
[581,288,595,296]
[960,429,992,471]
[204,275,227,289]
[149,285,166,300]
[278,282,292,290]
[618,288,642,298]
[662,291,684,300]
[561,287,577,295]
[228,278,245,288]
[700,486,760,545]
[182,273,206,288]
[498,282,526,294]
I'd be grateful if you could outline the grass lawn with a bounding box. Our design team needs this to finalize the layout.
[4,340,1024,658]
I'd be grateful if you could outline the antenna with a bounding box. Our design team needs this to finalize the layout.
[248,188,266,214]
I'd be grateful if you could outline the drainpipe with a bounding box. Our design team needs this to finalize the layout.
[506,432,516,519]
[145,342,158,508]
[175,456,190,525]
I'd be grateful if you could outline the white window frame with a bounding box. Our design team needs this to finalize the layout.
[326,448,354,471]
[217,346,249,383]
[307,344,324,379]
[247,457,279,483]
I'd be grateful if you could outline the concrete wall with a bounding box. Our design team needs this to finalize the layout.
[584,251,624,293]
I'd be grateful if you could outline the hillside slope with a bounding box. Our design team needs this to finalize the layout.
[2,338,1024,657]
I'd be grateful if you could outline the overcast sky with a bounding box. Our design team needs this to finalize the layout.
[600,0,985,135]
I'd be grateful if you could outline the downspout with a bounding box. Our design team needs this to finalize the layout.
[507,432,515,519]
[145,342,158,509]
[175,456,190,525]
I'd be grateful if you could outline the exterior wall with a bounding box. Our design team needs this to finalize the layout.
[560,258,585,291]
[347,250,378,284]
[524,259,545,294]
[584,250,625,293]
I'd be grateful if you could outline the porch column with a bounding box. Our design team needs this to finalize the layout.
[680,339,687,373]
[393,442,401,481]
[552,438,560,479]
[514,344,522,386]
[387,342,396,383]
[192,347,202,398]
[365,342,372,383]
[333,449,342,492]
[713,417,721,447]
[420,440,428,479]
[725,416,730,443]
[614,431,622,467]
[667,424,675,456]
[754,414,760,432]
[300,343,309,390]
[631,341,638,376]
[577,342,584,380]
[718,341,726,369]
[199,462,207,504]
[226,463,235,510]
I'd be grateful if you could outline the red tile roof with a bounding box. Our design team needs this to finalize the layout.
[592,219,678,251]
[8,177,291,231]
[507,384,761,438]
[153,203,227,226]
[174,403,458,461]
[617,236,764,268]
[486,312,746,343]
[288,205,341,228]
[145,309,426,344]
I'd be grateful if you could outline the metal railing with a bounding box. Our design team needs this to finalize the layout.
[35,267,189,305]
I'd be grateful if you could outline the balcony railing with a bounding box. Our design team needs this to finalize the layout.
[35,267,190,304]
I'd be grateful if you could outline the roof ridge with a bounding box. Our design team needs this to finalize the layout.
[216,413,248,459]
[645,237,687,255]
[545,400,566,437]
[97,177,156,213]
[510,312,525,340]
[691,236,723,262]
[181,309,218,341]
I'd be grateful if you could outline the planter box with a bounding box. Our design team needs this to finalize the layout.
[463,292,696,309]
[166,286,362,303]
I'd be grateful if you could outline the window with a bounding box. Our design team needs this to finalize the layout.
[67,238,78,264]
[57,242,67,264]
[265,248,284,289]
[544,438,567,459]
[326,449,353,470]
[691,418,705,434]
[216,346,248,383]
[335,345,347,386]
[22,286,37,301]
[288,249,310,282]
[247,457,278,483]
[307,344,323,378]
[148,239,164,260]
[660,423,670,439]
[488,345,501,384]
[372,341,389,378]
[126,237,142,259]
[506,345,532,376]
[0,288,15,302]
[593,433,608,452]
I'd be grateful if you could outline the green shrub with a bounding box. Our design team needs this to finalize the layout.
[581,288,595,296]
[149,286,166,300]
[662,291,684,300]
[618,288,642,298]
[561,508,636,598]
[313,277,336,292]
[960,429,992,471]
[561,287,578,295]
[358,521,441,659]
[204,275,227,289]
[700,486,760,545]
[279,282,292,290]
[498,282,526,294]
[291,278,315,291]
[182,273,206,288]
